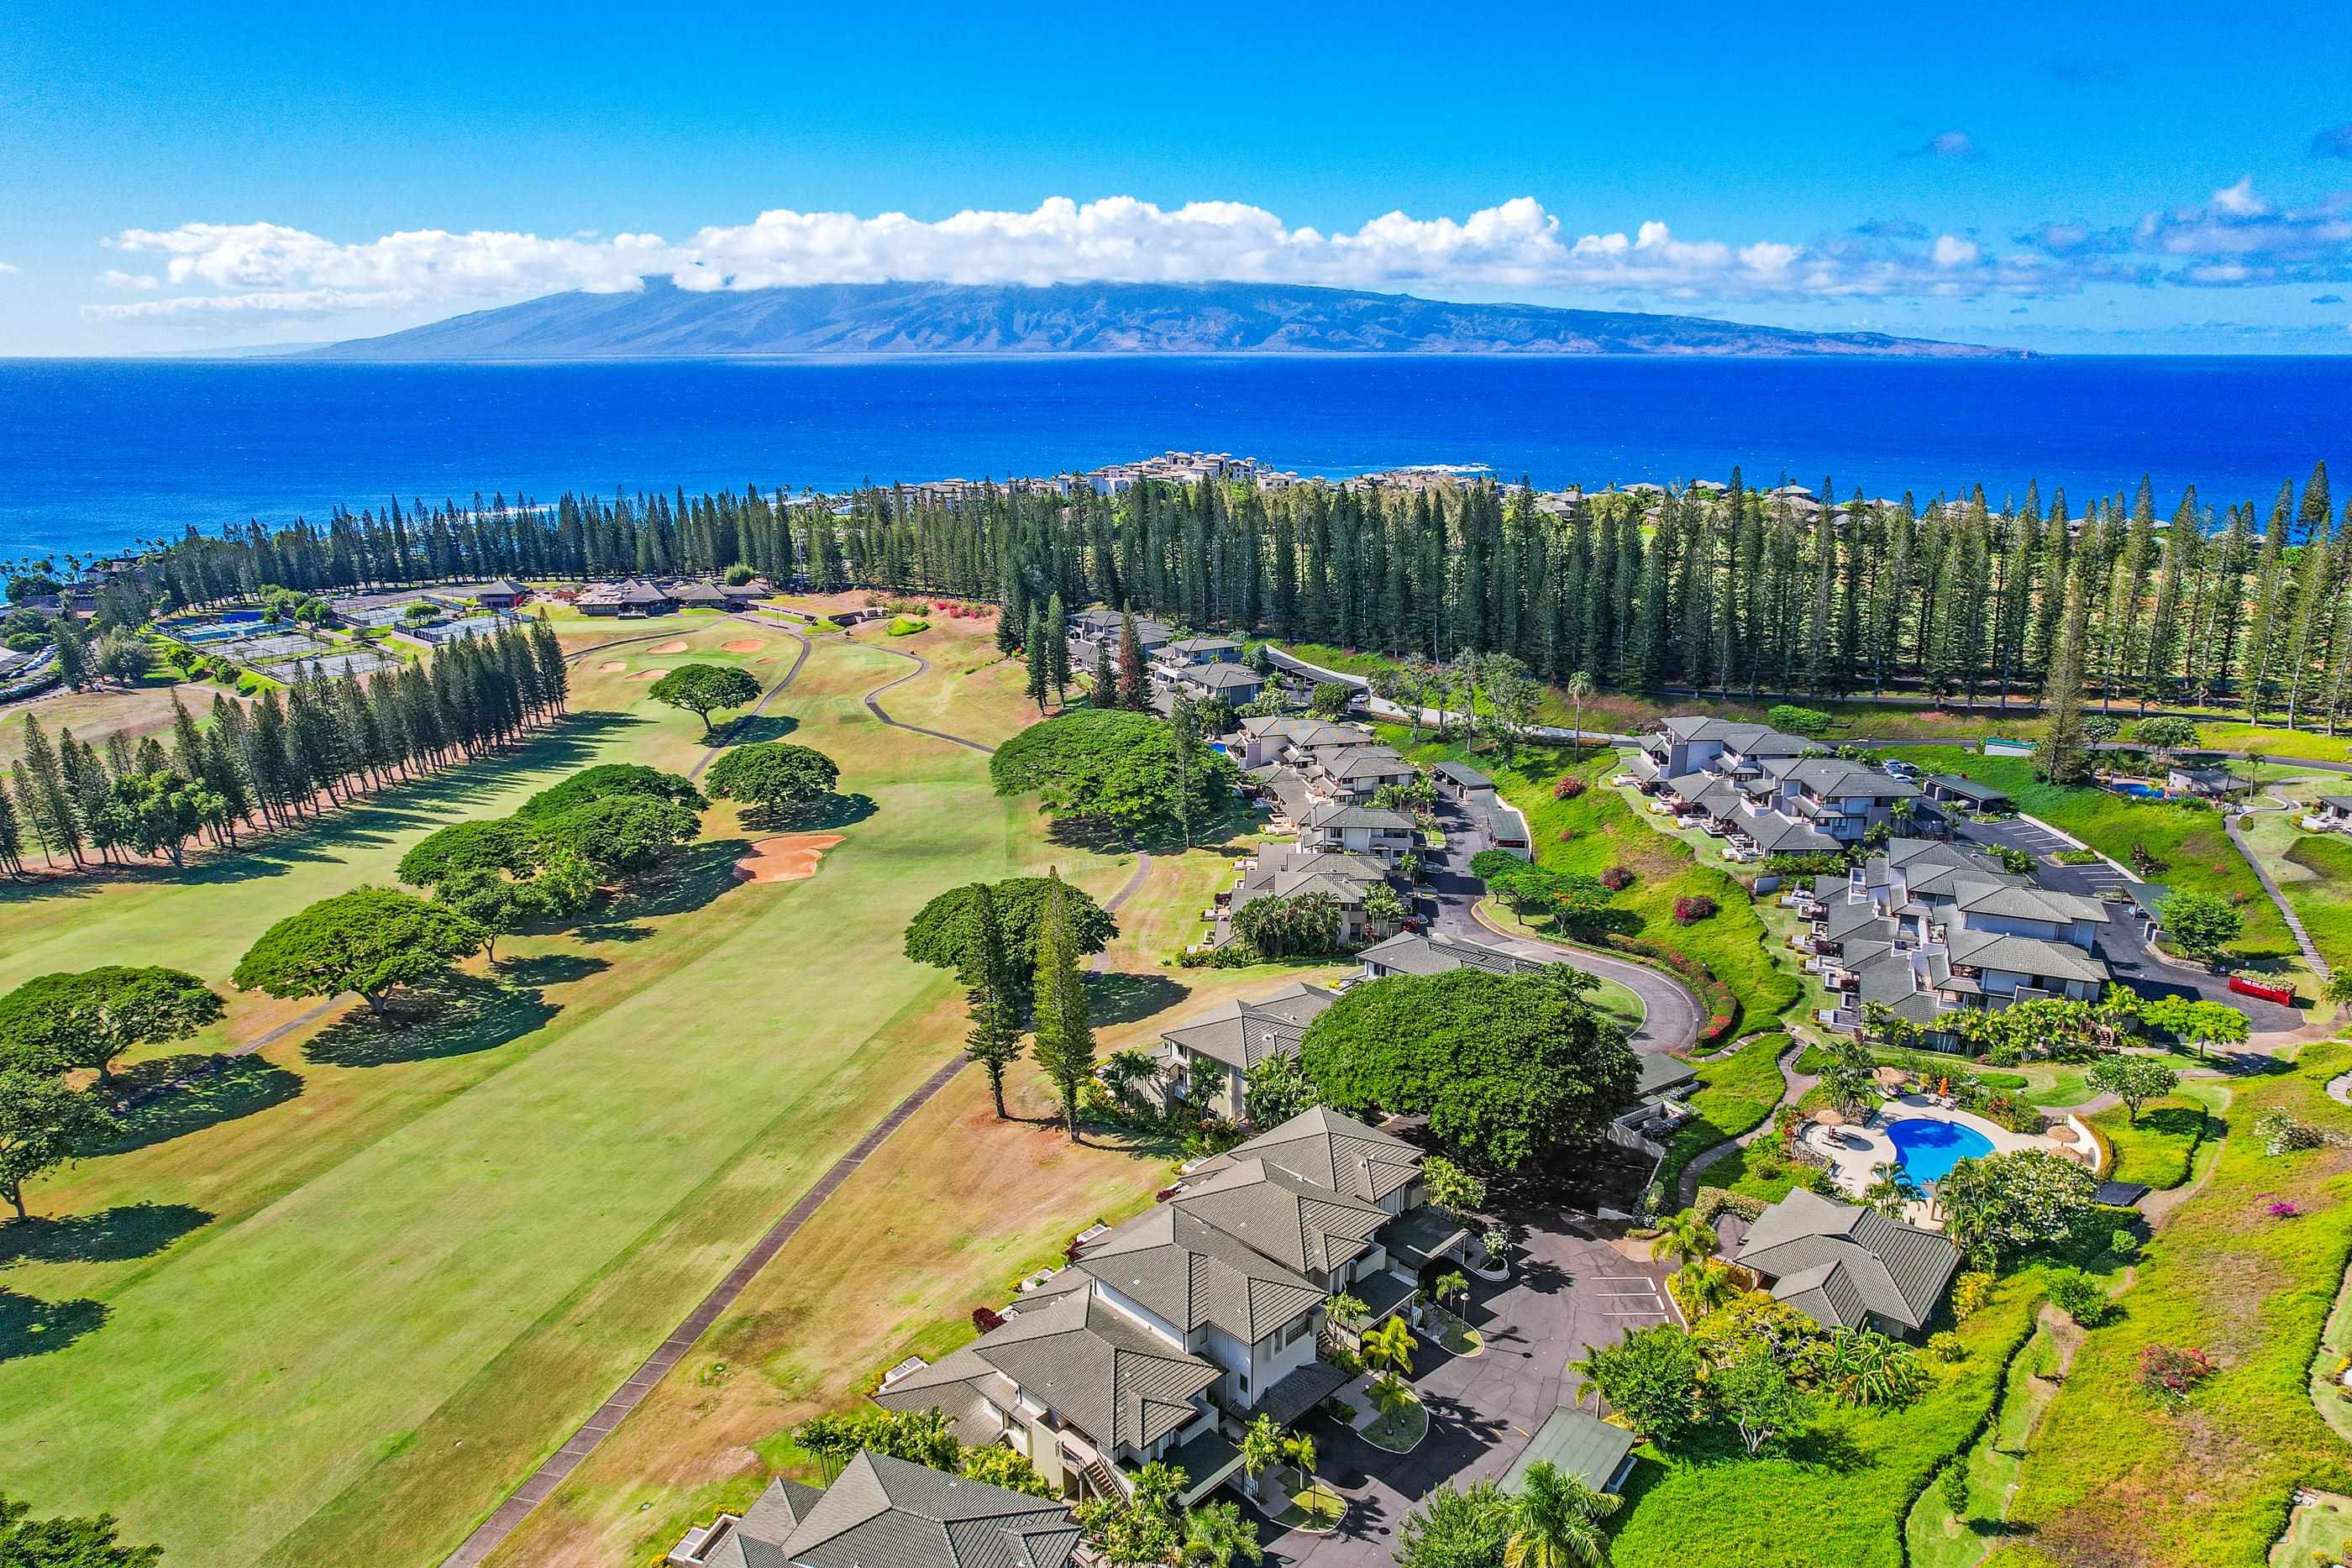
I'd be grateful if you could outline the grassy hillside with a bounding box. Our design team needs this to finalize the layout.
[1385,732,1798,1029]
[1983,1046,2352,1568]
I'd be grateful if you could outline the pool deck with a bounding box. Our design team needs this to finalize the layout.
[1801,1095,2061,1225]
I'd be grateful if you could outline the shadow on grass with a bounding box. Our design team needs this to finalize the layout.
[302,970,569,1067]
[0,1202,213,1267]
[1087,970,1191,1027]
[102,1057,305,1155]
[705,713,801,746]
[601,838,754,920]
[741,793,879,833]
[0,1288,108,1363]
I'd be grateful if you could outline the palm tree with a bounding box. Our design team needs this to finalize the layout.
[1564,670,1594,753]
[1323,1291,1368,1348]
[1672,1259,1739,1317]
[1362,1315,1416,1379]
[1646,1210,1718,1269]
[1281,1431,1318,1497]
[1238,1414,1280,1502]
[1369,1371,1416,1442]
[1504,1460,1620,1568]
[1431,1271,1470,1317]
[1182,1499,1264,1568]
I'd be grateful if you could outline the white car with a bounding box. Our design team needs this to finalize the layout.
[1881,759,1920,779]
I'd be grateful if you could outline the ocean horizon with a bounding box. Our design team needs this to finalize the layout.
[3,353,2349,563]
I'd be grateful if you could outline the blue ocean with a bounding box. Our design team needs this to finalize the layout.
[3,354,2349,563]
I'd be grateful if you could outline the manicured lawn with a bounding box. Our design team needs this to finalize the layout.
[2088,1086,2218,1190]
[1388,734,1798,1029]
[1879,747,2297,969]
[1657,1032,1788,1198]
[0,619,1148,1568]
[2281,835,2352,980]
[1982,1045,2352,1568]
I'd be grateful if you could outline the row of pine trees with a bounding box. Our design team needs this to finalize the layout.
[2,621,568,875]
[118,460,2352,729]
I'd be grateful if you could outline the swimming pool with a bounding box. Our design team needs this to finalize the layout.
[1884,1117,1994,1185]
[2109,781,2165,800]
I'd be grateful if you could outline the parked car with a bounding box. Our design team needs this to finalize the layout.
[1882,759,1921,779]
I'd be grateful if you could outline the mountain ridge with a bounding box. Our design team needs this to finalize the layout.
[308,279,2020,360]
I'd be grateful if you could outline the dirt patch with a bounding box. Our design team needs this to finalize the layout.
[651,640,692,655]
[597,661,627,674]
[628,669,662,682]
[722,639,763,653]
[732,833,845,883]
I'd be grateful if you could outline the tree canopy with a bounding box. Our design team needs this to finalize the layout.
[0,967,223,1083]
[515,763,706,820]
[2156,889,2244,968]
[648,663,762,734]
[396,817,542,889]
[989,709,1236,842]
[903,877,1118,1015]
[705,742,841,822]
[1299,967,1639,1172]
[0,1492,160,1568]
[533,795,701,878]
[231,884,487,1015]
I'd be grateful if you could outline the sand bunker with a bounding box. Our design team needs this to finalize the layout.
[732,833,845,883]
[753,656,774,664]
[651,640,692,655]
[628,669,662,682]
[598,660,627,674]
[722,638,763,653]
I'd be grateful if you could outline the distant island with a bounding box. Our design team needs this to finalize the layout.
[306,279,2020,361]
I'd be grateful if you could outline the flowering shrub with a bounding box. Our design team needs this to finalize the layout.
[1557,829,1576,843]
[1672,894,1719,926]
[1553,774,1588,800]
[2265,1198,2302,1219]
[2254,1107,2336,1155]
[1600,865,1635,890]
[1602,934,1740,1042]
[2136,1343,2217,1409]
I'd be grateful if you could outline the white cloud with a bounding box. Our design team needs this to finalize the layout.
[0,261,18,275]
[92,197,2028,325]
[81,182,2352,328]
[2211,176,2269,217]
[1930,234,1981,268]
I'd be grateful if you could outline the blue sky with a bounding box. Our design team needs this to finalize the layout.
[4,0,2351,354]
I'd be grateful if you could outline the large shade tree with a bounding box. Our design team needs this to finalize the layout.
[232,884,487,1016]
[648,663,763,736]
[515,763,706,820]
[1299,966,1639,1173]
[0,1071,118,1219]
[903,877,1117,1017]
[990,709,1236,843]
[705,742,841,824]
[0,966,223,1083]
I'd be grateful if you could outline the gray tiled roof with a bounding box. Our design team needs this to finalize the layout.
[1732,1188,1961,1331]
[1945,930,2110,983]
[1302,801,1415,831]
[752,1452,1081,1568]
[1074,1207,1324,1341]
[1159,983,1339,1072]
[1168,1158,1390,1277]
[1356,931,1546,977]
[1431,762,1494,789]
[1215,1105,1425,1204]
[1950,881,2111,925]
[872,1290,1217,1451]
